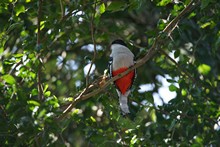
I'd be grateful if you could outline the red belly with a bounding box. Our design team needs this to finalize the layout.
[112,67,135,94]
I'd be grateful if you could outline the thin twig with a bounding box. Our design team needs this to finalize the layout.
[86,0,97,87]
[0,105,8,119]
[56,0,199,120]
[58,88,87,120]
[37,0,42,46]
[159,50,198,85]
[162,0,199,35]
[37,0,44,101]
[9,60,22,75]
[59,0,64,19]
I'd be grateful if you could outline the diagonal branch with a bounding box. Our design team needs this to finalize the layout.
[56,0,199,120]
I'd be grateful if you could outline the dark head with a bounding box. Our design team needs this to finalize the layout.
[111,39,127,47]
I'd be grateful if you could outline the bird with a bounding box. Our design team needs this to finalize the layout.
[109,39,136,114]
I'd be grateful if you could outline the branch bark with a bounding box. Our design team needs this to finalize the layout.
[59,0,64,19]
[56,0,199,120]
[86,0,97,87]
[37,0,44,101]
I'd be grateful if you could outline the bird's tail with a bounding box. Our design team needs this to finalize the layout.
[119,94,130,114]
[116,89,130,114]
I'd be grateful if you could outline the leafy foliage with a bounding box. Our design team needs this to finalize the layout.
[1,0,220,146]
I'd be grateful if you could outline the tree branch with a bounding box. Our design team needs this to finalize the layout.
[56,0,199,120]
[37,0,44,101]
[86,0,97,87]
[59,0,64,19]
[37,0,42,46]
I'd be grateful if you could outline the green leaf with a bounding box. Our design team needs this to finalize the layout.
[71,109,79,115]
[90,116,96,122]
[129,0,143,10]
[150,109,157,122]
[45,91,51,97]
[31,88,38,96]
[99,3,105,14]
[194,135,203,144]
[0,0,9,4]
[197,64,211,75]
[13,53,24,58]
[95,3,106,19]
[200,21,216,29]
[157,0,171,6]
[2,74,16,85]
[27,100,40,106]
[45,96,60,108]
[174,50,180,58]
[38,109,47,118]
[181,89,187,96]
[157,19,167,31]
[43,84,49,93]
[14,4,25,16]
[169,84,178,92]
[107,1,127,12]
[130,135,138,145]
[201,0,212,9]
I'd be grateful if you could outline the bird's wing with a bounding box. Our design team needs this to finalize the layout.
[108,56,113,78]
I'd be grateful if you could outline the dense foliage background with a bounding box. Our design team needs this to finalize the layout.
[1,0,220,146]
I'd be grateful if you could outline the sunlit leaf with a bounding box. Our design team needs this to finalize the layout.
[72,109,79,115]
[197,64,211,75]
[45,91,51,97]
[27,100,40,106]
[181,89,187,96]
[2,74,16,85]
[38,109,47,118]
[13,53,24,58]
[31,88,38,96]
[130,135,138,145]
[14,4,25,16]
[200,21,216,29]
[43,84,49,93]
[157,0,171,6]
[150,109,157,122]
[90,116,96,122]
[99,3,105,14]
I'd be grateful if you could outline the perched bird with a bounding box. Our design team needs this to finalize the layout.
[109,39,136,114]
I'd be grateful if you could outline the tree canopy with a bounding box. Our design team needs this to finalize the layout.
[1,0,220,146]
